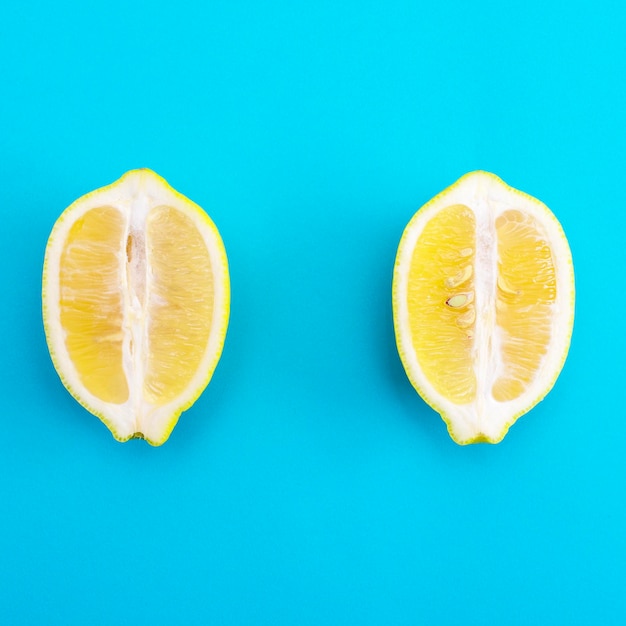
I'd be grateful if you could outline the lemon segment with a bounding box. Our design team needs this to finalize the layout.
[493,210,557,402]
[43,169,230,445]
[407,204,476,404]
[393,171,574,445]
[144,206,214,406]
[60,206,129,404]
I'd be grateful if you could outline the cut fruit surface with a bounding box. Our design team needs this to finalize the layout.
[43,169,230,445]
[392,171,574,444]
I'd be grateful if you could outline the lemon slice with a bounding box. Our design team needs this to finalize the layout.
[42,169,230,445]
[392,171,574,444]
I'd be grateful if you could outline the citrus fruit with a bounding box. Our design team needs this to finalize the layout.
[42,169,230,445]
[392,171,574,444]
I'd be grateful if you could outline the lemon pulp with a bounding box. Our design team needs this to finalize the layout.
[493,210,556,402]
[144,207,214,405]
[60,207,128,403]
[408,204,477,404]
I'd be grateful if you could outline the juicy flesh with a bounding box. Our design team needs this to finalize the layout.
[59,204,213,411]
[407,204,556,406]
[408,204,477,404]
[144,207,213,405]
[60,207,129,403]
[493,210,557,401]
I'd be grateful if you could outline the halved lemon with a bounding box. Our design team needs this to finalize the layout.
[392,171,574,444]
[42,169,230,445]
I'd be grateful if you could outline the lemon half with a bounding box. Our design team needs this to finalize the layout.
[392,171,574,444]
[42,169,230,445]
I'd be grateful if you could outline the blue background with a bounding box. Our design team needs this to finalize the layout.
[1,1,624,624]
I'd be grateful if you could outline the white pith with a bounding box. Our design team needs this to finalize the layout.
[43,170,230,444]
[393,171,575,444]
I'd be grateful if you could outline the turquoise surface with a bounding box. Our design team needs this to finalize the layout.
[1,1,625,624]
